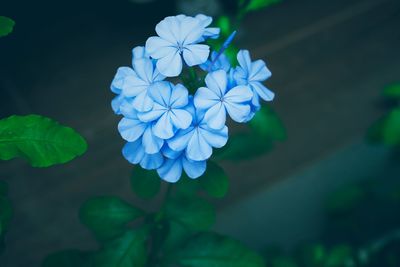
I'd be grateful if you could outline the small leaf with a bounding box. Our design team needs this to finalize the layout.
[200,161,229,198]
[216,16,231,37]
[383,84,400,99]
[0,115,87,167]
[42,250,94,267]
[80,196,143,241]
[244,0,282,12]
[130,167,161,199]
[169,232,265,267]
[94,229,147,267]
[165,196,215,231]
[0,16,15,37]
[249,106,286,141]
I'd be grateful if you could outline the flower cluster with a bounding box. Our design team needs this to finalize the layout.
[111,14,274,183]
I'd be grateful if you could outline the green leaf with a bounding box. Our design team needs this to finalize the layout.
[163,220,192,252]
[80,196,143,241]
[200,161,229,198]
[42,250,93,267]
[249,106,286,141]
[0,16,15,37]
[296,244,326,267]
[0,115,87,167]
[216,16,231,37]
[130,167,161,199]
[170,232,265,267]
[244,0,282,12]
[367,108,400,146]
[272,257,298,267]
[383,84,400,99]
[165,196,215,231]
[325,245,354,267]
[94,229,147,267]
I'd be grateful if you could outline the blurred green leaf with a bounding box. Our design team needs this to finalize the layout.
[169,232,265,267]
[42,250,94,267]
[216,16,231,37]
[80,196,143,241]
[200,161,229,198]
[0,181,8,196]
[326,185,366,214]
[250,106,286,141]
[244,0,282,12]
[165,196,215,231]
[130,167,160,199]
[163,220,192,252]
[367,108,400,146]
[272,257,298,267]
[175,174,200,197]
[325,245,354,267]
[94,229,147,267]
[296,244,326,267]
[0,115,87,167]
[383,84,400,99]
[0,16,15,37]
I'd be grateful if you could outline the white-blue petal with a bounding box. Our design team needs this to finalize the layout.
[193,87,220,110]
[156,50,183,77]
[122,74,148,97]
[142,126,164,154]
[152,112,175,139]
[167,126,195,151]
[199,126,228,148]
[155,16,180,44]
[224,101,251,123]
[132,90,154,112]
[170,84,189,108]
[140,152,164,170]
[186,129,212,161]
[237,50,252,73]
[170,109,192,130]
[118,118,147,142]
[182,157,206,179]
[162,145,183,159]
[145,36,177,59]
[111,94,125,114]
[133,58,154,83]
[204,102,226,130]
[137,103,166,122]
[122,140,144,165]
[205,70,227,97]
[251,81,275,102]
[224,85,253,103]
[148,81,171,107]
[157,157,183,183]
[249,60,271,81]
[182,44,209,66]
[111,67,135,94]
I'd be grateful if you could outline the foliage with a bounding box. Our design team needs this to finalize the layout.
[0,115,87,167]
[0,16,15,37]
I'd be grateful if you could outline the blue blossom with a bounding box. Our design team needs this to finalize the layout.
[194,70,253,129]
[195,14,220,41]
[234,50,274,109]
[168,99,228,161]
[118,100,164,154]
[157,145,206,183]
[145,14,211,77]
[138,81,192,139]
[122,140,164,170]
[200,51,231,72]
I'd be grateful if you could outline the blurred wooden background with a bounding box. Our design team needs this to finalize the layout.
[0,0,399,266]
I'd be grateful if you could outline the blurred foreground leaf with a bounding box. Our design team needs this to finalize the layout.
[42,250,94,267]
[169,232,265,267]
[131,167,160,199]
[0,115,87,167]
[383,84,400,100]
[80,196,143,241]
[165,196,215,231]
[250,106,286,141]
[244,0,282,12]
[0,16,15,37]
[200,161,229,198]
[94,229,147,267]
[367,108,400,147]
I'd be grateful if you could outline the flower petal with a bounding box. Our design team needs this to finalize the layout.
[133,58,154,83]
[132,90,154,112]
[167,127,195,151]
[186,129,212,161]
[180,16,204,45]
[122,140,144,164]
[140,152,164,170]
[182,157,206,179]
[157,157,183,183]
[249,59,271,81]
[199,126,228,148]
[251,81,275,102]
[153,112,175,139]
[142,126,164,154]
[145,36,176,59]
[122,74,148,97]
[170,84,189,108]
[237,50,252,72]
[156,50,183,77]
[162,145,183,159]
[170,109,192,130]
[224,101,251,123]
[148,81,171,107]
[111,94,125,114]
[183,44,210,66]
[118,118,146,142]
[193,86,220,110]
[111,67,135,94]
[205,70,227,97]
[204,102,226,130]
[137,103,166,122]
[224,85,253,103]
[155,16,180,44]
[132,46,147,62]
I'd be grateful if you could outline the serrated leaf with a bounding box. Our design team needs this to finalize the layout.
[250,106,286,141]
[244,0,281,12]
[80,196,143,241]
[170,232,265,267]
[0,115,87,167]
[131,167,161,199]
[200,161,229,198]
[383,84,400,99]
[0,16,15,37]
[165,196,215,231]
[42,250,94,267]
[94,229,147,267]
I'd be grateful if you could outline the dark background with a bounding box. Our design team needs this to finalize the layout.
[1,0,400,266]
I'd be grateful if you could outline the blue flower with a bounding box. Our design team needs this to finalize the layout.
[200,51,231,72]
[122,140,164,170]
[157,145,206,183]
[145,14,211,77]
[195,14,220,41]
[234,50,274,109]
[168,99,228,161]
[118,100,164,154]
[138,81,193,139]
[194,70,253,129]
